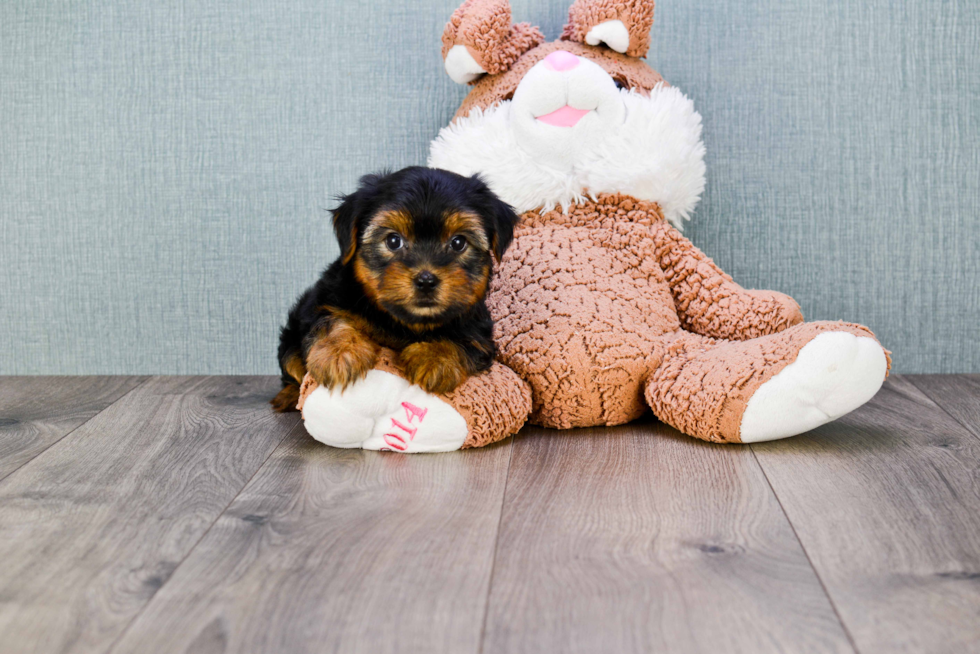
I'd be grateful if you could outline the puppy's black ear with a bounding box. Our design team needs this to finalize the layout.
[331,174,381,265]
[331,196,359,265]
[472,175,519,262]
[490,197,518,262]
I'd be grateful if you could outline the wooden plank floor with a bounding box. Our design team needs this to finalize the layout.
[0,375,977,654]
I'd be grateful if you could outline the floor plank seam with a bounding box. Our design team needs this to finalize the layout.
[0,376,152,485]
[749,446,862,654]
[476,434,517,654]
[905,376,980,442]
[103,416,304,654]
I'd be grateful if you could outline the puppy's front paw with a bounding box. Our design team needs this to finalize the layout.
[306,323,379,391]
[400,341,468,395]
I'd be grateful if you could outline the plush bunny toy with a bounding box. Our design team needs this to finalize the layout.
[297,0,890,452]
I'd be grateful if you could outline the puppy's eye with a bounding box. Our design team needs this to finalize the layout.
[385,233,404,251]
[614,79,627,90]
[450,235,468,252]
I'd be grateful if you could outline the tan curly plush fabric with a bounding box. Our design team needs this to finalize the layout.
[488,194,680,428]
[447,360,533,448]
[296,349,531,449]
[441,0,545,75]
[648,219,805,339]
[486,194,890,440]
[562,0,656,58]
[453,40,664,120]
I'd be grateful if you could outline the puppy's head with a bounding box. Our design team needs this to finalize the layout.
[332,167,518,327]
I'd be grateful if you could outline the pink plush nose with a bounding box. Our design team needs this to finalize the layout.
[544,50,579,72]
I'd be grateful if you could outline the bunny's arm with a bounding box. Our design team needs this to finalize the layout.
[650,221,804,340]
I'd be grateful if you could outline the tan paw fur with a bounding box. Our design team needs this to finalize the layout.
[305,321,380,391]
[400,341,469,394]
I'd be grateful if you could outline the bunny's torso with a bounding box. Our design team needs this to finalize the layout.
[488,194,681,428]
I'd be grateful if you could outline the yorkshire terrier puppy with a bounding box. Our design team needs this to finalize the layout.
[272,167,519,412]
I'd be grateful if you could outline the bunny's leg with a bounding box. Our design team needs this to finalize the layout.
[645,322,889,443]
[297,349,531,453]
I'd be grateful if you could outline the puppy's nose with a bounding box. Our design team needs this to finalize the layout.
[544,50,579,72]
[413,271,440,292]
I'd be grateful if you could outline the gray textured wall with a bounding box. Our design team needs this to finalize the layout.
[1,0,978,375]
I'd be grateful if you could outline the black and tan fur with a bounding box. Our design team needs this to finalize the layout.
[272,167,518,411]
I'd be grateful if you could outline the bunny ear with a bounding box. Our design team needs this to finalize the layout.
[442,0,545,84]
[561,0,655,58]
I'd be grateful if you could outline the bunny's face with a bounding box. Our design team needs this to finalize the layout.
[428,0,707,229]
[509,49,629,170]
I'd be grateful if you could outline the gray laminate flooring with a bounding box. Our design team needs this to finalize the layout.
[1,375,977,654]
